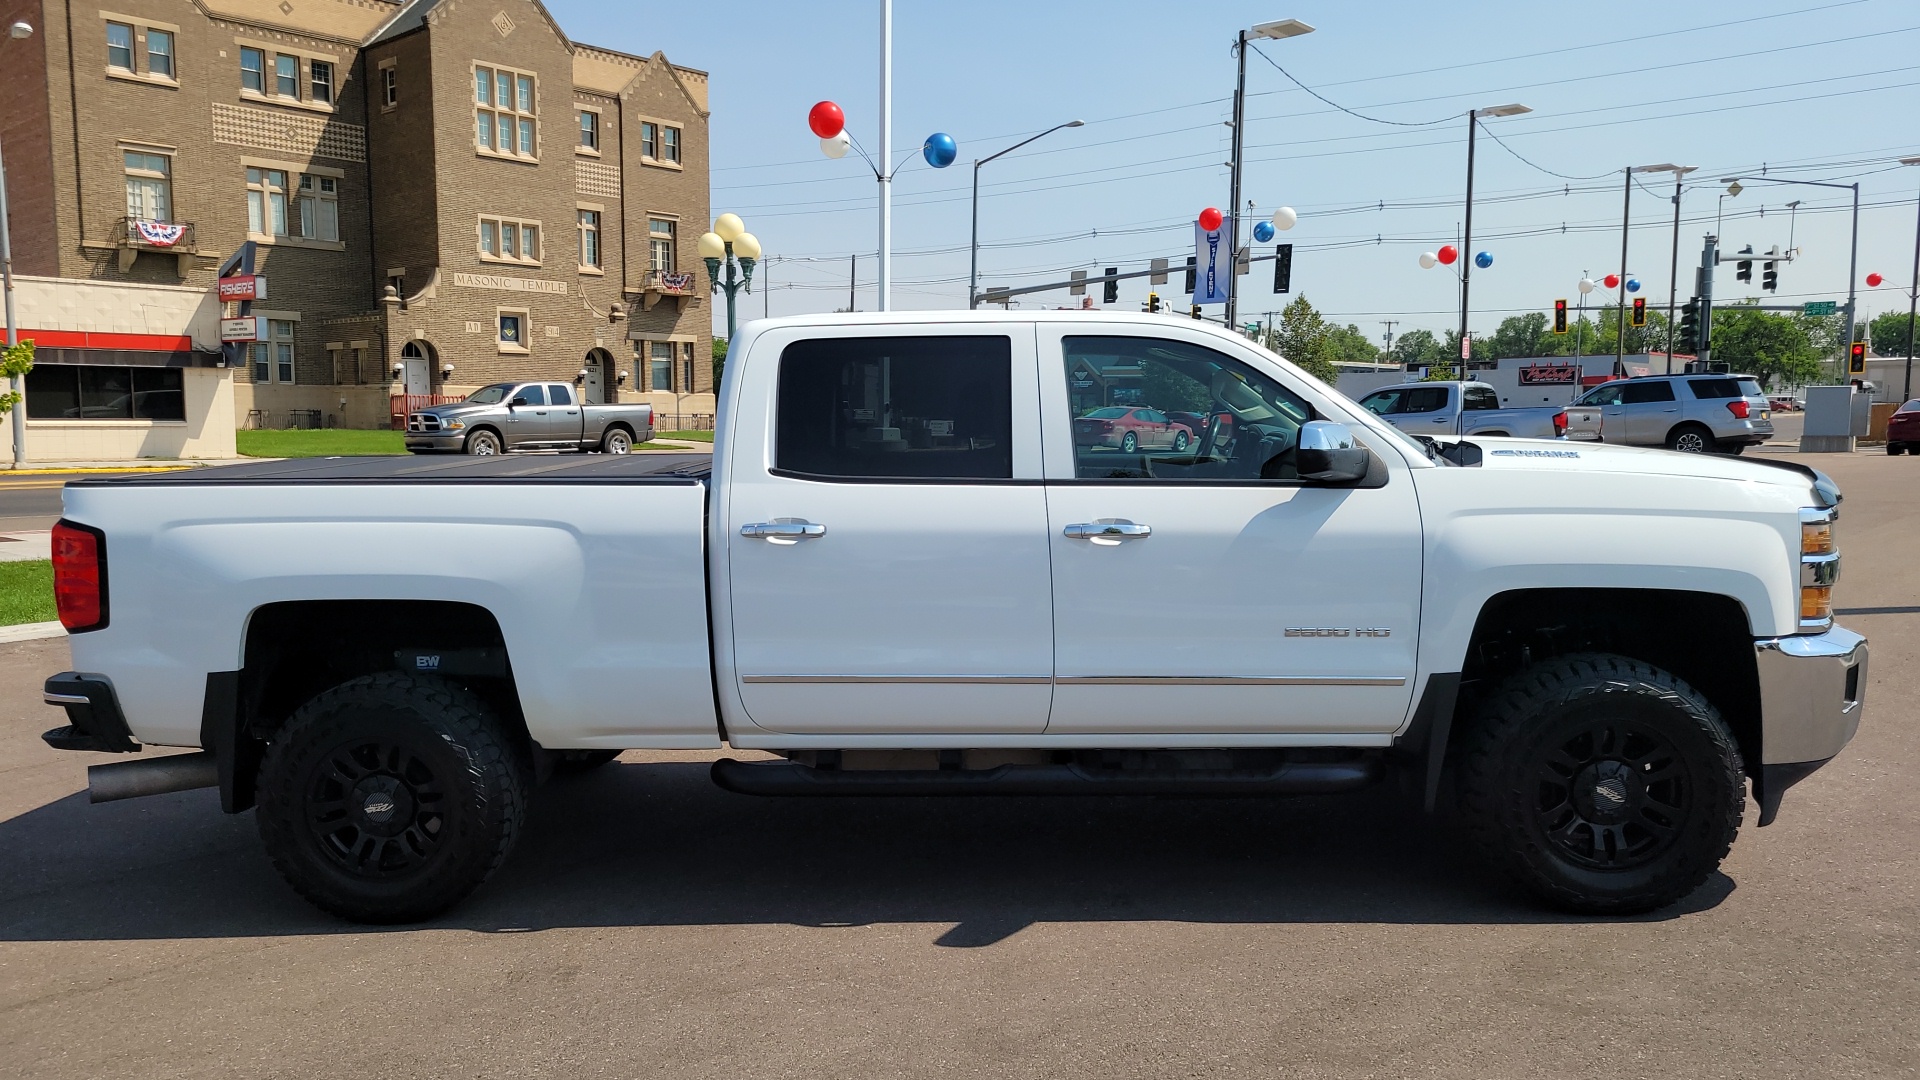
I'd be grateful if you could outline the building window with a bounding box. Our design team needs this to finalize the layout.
[661,125,681,164]
[498,310,528,352]
[310,60,332,104]
[478,215,539,264]
[106,22,134,70]
[251,319,296,383]
[26,365,185,421]
[650,341,672,390]
[577,210,600,268]
[681,341,695,393]
[381,64,397,107]
[240,47,263,93]
[578,110,597,151]
[475,65,536,158]
[649,218,675,272]
[247,167,289,237]
[273,53,297,97]
[123,151,172,222]
[145,29,174,78]
[297,174,339,242]
[640,121,656,160]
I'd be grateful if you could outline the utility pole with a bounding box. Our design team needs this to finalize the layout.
[876,0,891,311]
[1615,168,1631,376]
[848,253,856,313]
[1698,234,1717,369]
[1224,29,1250,333]
[1379,319,1397,354]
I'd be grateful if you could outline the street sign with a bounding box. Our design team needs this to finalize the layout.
[1803,300,1837,316]
[1459,333,1472,360]
[1150,257,1168,286]
[220,316,265,342]
[217,274,265,302]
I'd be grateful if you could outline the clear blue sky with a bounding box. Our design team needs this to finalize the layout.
[546,0,1920,345]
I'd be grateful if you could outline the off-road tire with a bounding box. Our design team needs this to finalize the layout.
[552,749,622,773]
[465,429,503,456]
[255,673,528,924]
[1457,653,1743,915]
[1665,423,1712,454]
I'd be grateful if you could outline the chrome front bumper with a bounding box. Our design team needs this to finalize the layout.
[1752,624,1867,824]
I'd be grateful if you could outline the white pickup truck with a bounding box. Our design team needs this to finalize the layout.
[42,312,1866,924]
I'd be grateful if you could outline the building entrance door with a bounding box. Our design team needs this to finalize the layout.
[582,350,608,403]
[400,342,432,396]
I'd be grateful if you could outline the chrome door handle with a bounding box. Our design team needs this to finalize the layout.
[1064,520,1151,540]
[741,521,827,540]
[1431,417,1450,423]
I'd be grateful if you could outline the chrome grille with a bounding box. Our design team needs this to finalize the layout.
[408,413,441,432]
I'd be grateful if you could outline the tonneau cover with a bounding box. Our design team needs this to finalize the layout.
[69,453,713,485]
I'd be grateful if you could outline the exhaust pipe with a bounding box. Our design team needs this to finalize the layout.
[88,751,219,804]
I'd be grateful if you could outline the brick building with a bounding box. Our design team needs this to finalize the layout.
[0,0,713,457]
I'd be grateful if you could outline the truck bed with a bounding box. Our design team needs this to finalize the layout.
[69,453,713,486]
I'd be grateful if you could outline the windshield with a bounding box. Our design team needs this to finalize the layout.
[465,384,514,404]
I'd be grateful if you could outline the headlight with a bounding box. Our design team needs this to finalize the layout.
[1799,508,1837,630]
[1802,517,1832,555]
[444,419,464,430]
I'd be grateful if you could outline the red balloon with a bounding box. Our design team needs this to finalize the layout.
[1866,272,1884,287]
[1198,207,1224,232]
[808,101,845,139]
[1436,245,1458,266]
[1603,273,1621,289]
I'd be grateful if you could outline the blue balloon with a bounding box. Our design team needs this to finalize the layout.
[1625,278,1642,293]
[1252,220,1276,243]
[923,132,957,169]
[1474,251,1493,269]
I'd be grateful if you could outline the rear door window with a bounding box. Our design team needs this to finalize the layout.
[1463,385,1500,411]
[775,335,1013,480]
[1688,378,1740,399]
[1621,381,1675,404]
[548,384,573,405]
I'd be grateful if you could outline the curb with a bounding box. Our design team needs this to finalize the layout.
[0,621,66,643]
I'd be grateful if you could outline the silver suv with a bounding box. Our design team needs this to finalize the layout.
[1561,374,1773,453]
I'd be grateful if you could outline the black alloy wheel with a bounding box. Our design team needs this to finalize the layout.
[305,737,448,877]
[1530,718,1690,871]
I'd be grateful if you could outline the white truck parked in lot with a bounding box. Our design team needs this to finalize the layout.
[42,312,1866,923]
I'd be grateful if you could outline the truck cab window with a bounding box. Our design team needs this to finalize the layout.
[775,335,1013,480]
[1063,335,1312,481]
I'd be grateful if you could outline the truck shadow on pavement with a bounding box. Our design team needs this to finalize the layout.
[0,760,1734,946]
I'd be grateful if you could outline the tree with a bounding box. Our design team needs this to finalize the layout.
[1483,312,1571,361]
[1869,309,1920,358]
[1264,295,1339,384]
[1323,323,1382,366]
[1708,302,1823,387]
[1389,329,1447,368]
[0,341,31,418]
[1582,305,1672,359]
[712,336,728,388]
[1442,329,1482,365]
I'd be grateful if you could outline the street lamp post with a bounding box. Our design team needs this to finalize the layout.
[1719,174,1862,380]
[1899,157,1920,401]
[1,20,35,469]
[968,120,1083,310]
[1659,166,1697,373]
[1459,103,1530,356]
[1616,164,1689,374]
[699,213,761,348]
[1224,18,1313,332]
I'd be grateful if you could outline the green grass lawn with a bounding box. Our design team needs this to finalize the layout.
[0,560,56,626]
[655,430,715,442]
[238,429,408,457]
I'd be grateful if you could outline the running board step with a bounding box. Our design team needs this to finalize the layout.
[709,757,1380,797]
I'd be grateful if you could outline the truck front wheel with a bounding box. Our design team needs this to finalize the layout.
[465,430,503,456]
[1457,653,1743,915]
[254,673,529,923]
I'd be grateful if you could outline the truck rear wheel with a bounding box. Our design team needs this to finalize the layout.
[600,427,633,454]
[254,673,528,923]
[1457,653,1743,915]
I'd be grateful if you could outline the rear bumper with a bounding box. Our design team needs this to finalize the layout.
[41,672,139,753]
[1752,624,1867,824]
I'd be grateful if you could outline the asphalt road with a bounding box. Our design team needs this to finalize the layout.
[0,449,1913,1079]
[0,471,183,533]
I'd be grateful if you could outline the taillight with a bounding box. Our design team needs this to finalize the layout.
[1552,410,1567,436]
[1727,400,1751,420]
[51,521,107,632]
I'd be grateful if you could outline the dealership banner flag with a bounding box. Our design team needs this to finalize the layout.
[1193,223,1228,305]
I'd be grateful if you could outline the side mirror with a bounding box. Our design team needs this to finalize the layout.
[1297,421,1371,483]
[509,396,528,408]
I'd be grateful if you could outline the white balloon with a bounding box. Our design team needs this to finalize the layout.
[1418,252,1438,270]
[1271,206,1298,231]
[820,132,850,159]
[1577,277,1595,294]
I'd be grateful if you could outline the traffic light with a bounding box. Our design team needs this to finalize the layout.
[1631,297,1646,327]
[1736,245,1754,283]
[1190,304,1202,320]
[1762,261,1778,292]
[1184,256,1196,294]
[1273,243,1293,294]
[1102,267,1118,305]
[1678,297,1700,352]
[1553,299,1568,334]
[1145,292,1161,313]
[1849,340,1867,374]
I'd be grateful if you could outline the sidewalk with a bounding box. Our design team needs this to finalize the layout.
[4,460,218,473]
[0,530,51,562]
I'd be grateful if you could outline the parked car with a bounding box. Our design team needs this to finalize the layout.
[1355,380,1560,440]
[1769,395,1801,413]
[43,311,1864,925]
[1561,373,1773,453]
[1072,406,1194,452]
[405,382,654,455]
[1886,399,1920,455]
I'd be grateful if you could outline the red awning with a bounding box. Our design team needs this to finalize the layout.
[13,329,195,352]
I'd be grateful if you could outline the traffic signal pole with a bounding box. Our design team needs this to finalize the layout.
[1698,234,1717,369]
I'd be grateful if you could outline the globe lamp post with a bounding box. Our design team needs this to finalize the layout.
[701,213,760,346]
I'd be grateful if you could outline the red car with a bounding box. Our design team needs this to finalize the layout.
[1073,406,1194,452]
[1887,399,1920,455]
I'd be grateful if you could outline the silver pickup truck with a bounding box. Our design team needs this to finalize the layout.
[405,382,655,455]
[1356,380,1561,440]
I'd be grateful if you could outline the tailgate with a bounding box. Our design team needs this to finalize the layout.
[1563,406,1603,441]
